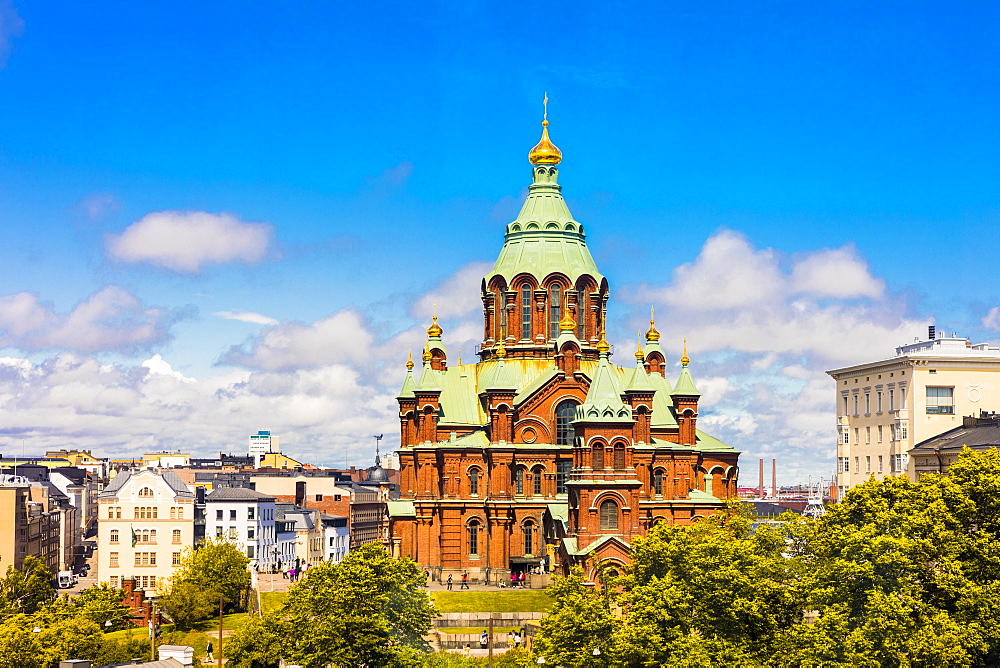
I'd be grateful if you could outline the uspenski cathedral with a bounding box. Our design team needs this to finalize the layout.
[387,107,740,582]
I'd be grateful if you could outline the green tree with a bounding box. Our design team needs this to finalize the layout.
[0,555,54,614]
[221,615,284,668]
[160,581,220,632]
[532,567,615,667]
[227,543,436,668]
[612,507,804,667]
[172,537,252,612]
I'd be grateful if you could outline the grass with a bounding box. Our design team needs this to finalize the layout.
[438,626,521,634]
[261,591,288,614]
[431,590,553,613]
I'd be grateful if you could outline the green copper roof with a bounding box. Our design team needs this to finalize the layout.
[486,167,604,286]
[671,363,701,397]
[625,358,654,392]
[576,352,632,422]
[398,366,416,398]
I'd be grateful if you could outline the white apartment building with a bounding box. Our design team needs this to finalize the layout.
[97,470,196,594]
[204,487,277,568]
[828,328,1000,499]
[321,514,350,564]
[248,430,280,467]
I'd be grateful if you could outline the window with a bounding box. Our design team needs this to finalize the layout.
[576,289,586,339]
[109,552,119,567]
[116,507,121,519]
[248,508,255,520]
[592,445,604,470]
[842,396,848,416]
[230,509,237,520]
[853,395,858,415]
[599,499,619,531]
[653,469,664,496]
[468,519,480,556]
[216,509,223,520]
[172,529,181,544]
[110,529,119,544]
[866,456,871,474]
[549,285,562,339]
[138,487,153,498]
[522,521,535,555]
[877,391,883,412]
[555,401,577,446]
[216,527,223,537]
[521,284,532,339]
[877,455,883,473]
[248,528,256,540]
[898,423,908,439]
[841,430,849,445]
[533,466,544,496]
[108,507,116,520]
[613,444,626,470]
[469,468,480,496]
[514,468,524,495]
[865,393,870,414]
[926,387,954,414]
[854,457,859,474]
[889,389,895,411]
[837,457,849,473]
[172,552,181,566]
[877,425,883,443]
[865,427,871,444]
[556,461,571,495]
[854,428,859,444]
[315,494,323,502]
[247,546,255,559]
[110,576,119,588]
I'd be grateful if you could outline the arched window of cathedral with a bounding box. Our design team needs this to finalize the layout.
[468,519,480,556]
[592,444,605,470]
[599,499,619,531]
[469,467,481,496]
[613,443,626,470]
[522,520,536,555]
[514,467,525,495]
[555,401,577,446]
[577,289,586,339]
[520,285,532,340]
[548,285,562,339]
[532,466,544,496]
[653,469,665,496]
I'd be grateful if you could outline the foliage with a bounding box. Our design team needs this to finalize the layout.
[172,536,252,612]
[0,555,54,614]
[160,581,221,631]
[225,543,437,668]
[533,448,1000,667]
[42,583,133,631]
[222,615,284,668]
[533,567,615,667]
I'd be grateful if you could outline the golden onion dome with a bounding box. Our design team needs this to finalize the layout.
[635,333,645,361]
[559,306,576,332]
[405,350,414,370]
[528,120,562,166]
[646,307,660,342]
[596,331,610,355]
[680,338,690,366]
[496,339,507,359]
[422,343,432,363]
[427,314,443,338]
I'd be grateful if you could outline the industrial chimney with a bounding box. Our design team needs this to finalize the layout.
[758,458,764,499]
[772,459,777,500]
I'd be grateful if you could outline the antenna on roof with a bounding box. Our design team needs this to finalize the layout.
[373,434,383,466]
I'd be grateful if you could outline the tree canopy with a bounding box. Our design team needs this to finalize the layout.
[225,543,437,668]
[0,555,54,615]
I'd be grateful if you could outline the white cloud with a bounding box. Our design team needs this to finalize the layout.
[982,307,1000,331]
[106,211,274,273]
[623,229,926,483]
[411,262,492,320]
[214,311,279,326]
[76,193,122,220]
[0,286,189,354]
[0,0,23,69]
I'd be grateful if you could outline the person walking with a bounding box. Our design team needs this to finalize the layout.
[205,640,214,662]
[446,574,453,591]
[460,572,470,590]
[480,630,489,650]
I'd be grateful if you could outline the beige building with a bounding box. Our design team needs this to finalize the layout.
[828,329,1000,499]
[0,477,64,573]
[97,470,196,594]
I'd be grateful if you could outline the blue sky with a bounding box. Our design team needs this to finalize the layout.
[1,1,998,482]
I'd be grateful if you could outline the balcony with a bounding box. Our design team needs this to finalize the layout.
[836,416,849,426]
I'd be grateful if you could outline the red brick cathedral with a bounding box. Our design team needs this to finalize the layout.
[388,114,740,581]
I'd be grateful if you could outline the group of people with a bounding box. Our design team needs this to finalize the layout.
[282,564,307,582]
[502,570,528,588]
[445,572,471,590]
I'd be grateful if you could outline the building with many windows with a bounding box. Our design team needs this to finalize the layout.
[97,469,196,593]
[387,115,740,581]
[828,328,1000,498]
[204,487,277,567]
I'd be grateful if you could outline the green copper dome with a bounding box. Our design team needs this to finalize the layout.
[485,166,604,287]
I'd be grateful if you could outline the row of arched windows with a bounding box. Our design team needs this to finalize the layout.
[135,507,158,519]
[490,282,597,342]
[463,509,620,557]
[591,443,627,470]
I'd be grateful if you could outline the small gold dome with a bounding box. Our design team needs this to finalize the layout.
[680,338,690,366]
[635,333,645,361]
[427,315,442,338]
[646,307,660,342]
[559,305,576,332]
[422,343,432,363]
[405,350,414,370]
[528,120,562,166]
[596,330,610,355]
[496,339,507,358]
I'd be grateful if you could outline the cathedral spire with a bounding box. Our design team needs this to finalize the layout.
[528,93,562,166]
[672,339,701,397]
[645,307,660,343]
